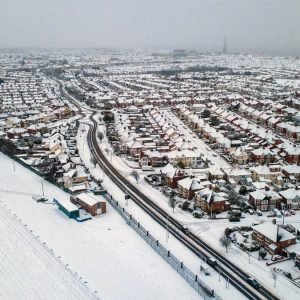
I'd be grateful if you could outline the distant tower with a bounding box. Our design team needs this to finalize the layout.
[223,37,227,54]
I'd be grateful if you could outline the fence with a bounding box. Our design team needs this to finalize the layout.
[1,151,220,298]
[103,193,222,300]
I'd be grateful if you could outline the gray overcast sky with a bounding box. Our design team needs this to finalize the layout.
[0,0,299,55]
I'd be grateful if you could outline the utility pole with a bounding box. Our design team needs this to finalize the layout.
[41,180,45,197]
[125,185,129,206]
[282,204,286,226]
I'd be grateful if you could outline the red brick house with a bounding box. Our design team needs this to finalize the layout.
[250,148,276,165]
[177,177,203,200]
[71,193,106,216]
[195,188,230,214]
[284,146,300,164]
[160,164,188,189]
[249,190,282,211]
[252,223,296,254]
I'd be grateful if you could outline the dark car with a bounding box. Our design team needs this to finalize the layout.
[247,278,260,289]
[207,257,218,267]
[229,215,240,222]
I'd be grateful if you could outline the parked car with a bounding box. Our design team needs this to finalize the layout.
[142,166,154,171]
[229,215,240,222]
[247,278,260,289]
[271,255,283,262]
[256,209,262,216]
[281,210,291,217]
[231,210,242,217]
[247,209,254,215]
[289,209,295,215]
[272,208,282,217]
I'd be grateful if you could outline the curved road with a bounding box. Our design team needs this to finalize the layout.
[59,80,279,300]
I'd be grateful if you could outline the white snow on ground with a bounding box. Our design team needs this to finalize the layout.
[0,152,200,300]
[196,218,300,300]
[86,115,300,300]
[0,204,97,300]
[276,79,300,88]
[77,120,247,300]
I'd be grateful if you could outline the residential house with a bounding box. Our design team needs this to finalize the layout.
[195,188,230,214]
[279,188,300,210]
[177,177,204,200]
[249,189,282,211]
[252,223,296,254]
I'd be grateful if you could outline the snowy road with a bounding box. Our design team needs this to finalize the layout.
[0,152,201,300]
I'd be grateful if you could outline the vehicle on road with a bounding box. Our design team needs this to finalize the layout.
[207,257,218,267]
[247,278,260,289]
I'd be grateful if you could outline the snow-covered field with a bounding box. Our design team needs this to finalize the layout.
[0,203,97,300]
[0,152,200,300]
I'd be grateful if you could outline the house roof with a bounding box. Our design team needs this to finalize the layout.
[177,177,203,191]
[253,223,295,243]
[76,192,104,206]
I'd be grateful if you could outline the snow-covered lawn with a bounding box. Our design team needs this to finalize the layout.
[0,203,97,300]
[0,152,200,300]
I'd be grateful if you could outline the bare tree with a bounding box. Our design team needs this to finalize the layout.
[270,268,278,287]
[219,236,232,253]
[98,132,104,143]
[131,170,140,183]
[258,248,267,260]
[90,156,97,167]
[169,192,176,213]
